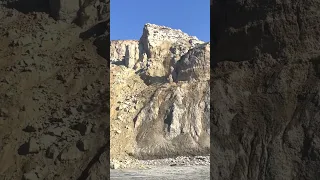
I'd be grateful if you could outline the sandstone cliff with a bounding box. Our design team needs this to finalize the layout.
[110,24,210,166]
[212,0,320,179]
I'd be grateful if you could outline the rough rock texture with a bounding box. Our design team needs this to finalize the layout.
[0,1,109,180]
[173,42,210,82]
[212,0,320,64]
[111,23,205,84]
[110,24,210,167]
[140,24,204,81]
[133,81,210,159]
[52,0,109,27]
[212,0,320,180]
[110,40,140,67]
[3,0,109,28]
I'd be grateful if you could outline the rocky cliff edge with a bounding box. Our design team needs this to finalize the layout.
[110,24,210,167]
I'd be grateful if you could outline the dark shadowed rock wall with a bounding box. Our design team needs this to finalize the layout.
[211,0,320,180]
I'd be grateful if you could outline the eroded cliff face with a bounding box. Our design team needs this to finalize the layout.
[110,24,210,166]
[111,24,205,84]
[212,1,320,180]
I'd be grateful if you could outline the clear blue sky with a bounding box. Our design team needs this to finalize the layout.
[110,0,210,42]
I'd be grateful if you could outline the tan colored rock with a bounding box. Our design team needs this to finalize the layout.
[110,23,210,165]
[173,43,210,82]
[139,23,204,79]
[124,45,136,68]
[133,82,210,158]
[110,23,206,83]
[110,40,140,65]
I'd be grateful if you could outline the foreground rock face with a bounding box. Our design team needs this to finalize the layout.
[212,0,320,180]
[110,24,210,163]
[0,1,109,179]
[212,0,320,64]
[3,0,109,27]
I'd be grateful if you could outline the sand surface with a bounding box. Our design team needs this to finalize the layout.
[110,165,210,180]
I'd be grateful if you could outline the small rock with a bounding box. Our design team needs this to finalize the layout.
[74,122,92,136]
[23,66,34,72]
[10,39,20,47]
[117,116,123,121]
[86,173,98,180]
[110,160,120,169]
[22,162,37,173]
[39,135,57,148]
[47,127,66,137]
[70,107,78,115]
[65,107,78,115]
[23,171,38,180]
[85,85,92,91]
[32,96,39,101]
[65,73,75,84]
[23,125,37,133]
[2,77,10,84]
[91,124,97,133]
[24,58,34,66]
[59,145,83,161]
[23,166,48,180]
[99,88,105,94]
[0,108,8,117]
[46,145,59,159]
[77,139,89,151]
[28,138,40,153]
[82,104,94,113]
[6,30,18,39]
[25,49,32,54]
[56,74,65,83]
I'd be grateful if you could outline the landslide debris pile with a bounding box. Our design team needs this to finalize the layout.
[212,0,320,180]
[110,23,210,168]
[0,0,109,179]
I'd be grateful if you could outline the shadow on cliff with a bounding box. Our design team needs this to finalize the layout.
[111,59,125,66]
[137,49,174,85]
[139,73,167,85]
[311,56,320,78]
[79,20,109,61]
[5,0,50,13]
[93,35,109,61]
